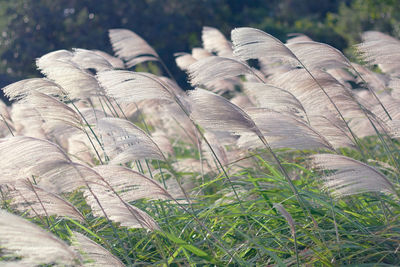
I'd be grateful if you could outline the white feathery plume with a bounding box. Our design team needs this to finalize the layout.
[243,82,307,117]
[67,135,96,166]
[237,108,334,151]
[202,26,233,57]
[231,27,299,65]
[268,68,361,118]
[311,154,397,197]
[326,68,355,88]
[71,48,114,72]
[21,92,83,134]
[187,56,257,89]
[71,231,126,267]
[0,136,104,193]
[93,165,173,202]
[151,130,175,157]
[157,103,198,145]
[0,209,81,266]
[0,136,73,185]
[92,50,125,69]
[286,33,312,44]
[2,78,63,101]
[356,31,400,75]
[389,78,400,97]
[36,49,73,68]
[7,179,85,221]
[172,158,213,174]
[9,103,46,138]
[191,47,212,60]
[37,56,102,99]
[109,29,159,68]
[230,94,254,110]
[174,52,197,71]
[97,70,176,103]
[201,131,229,167]
[351,63,388,92]
[188,88,258,136]
[84,184,159,231]
[97,117,165,164]
[286,41,351,70]
[309,115,355,149]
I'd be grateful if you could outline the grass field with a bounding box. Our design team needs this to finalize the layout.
[0,27,399,266]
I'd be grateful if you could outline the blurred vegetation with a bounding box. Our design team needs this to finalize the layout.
[0,0,399,89]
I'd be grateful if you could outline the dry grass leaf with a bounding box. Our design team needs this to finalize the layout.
[274,203,295,236]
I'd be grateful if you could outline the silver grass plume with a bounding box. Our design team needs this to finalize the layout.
[21,92,84,134]
[231,27,299,65]
[174,52,197,71]
[71,231,126,267]
[356,31,400,75]
[237,108,334,151]
[201,26,233,57]
[0,209,81,266]
[71,48,114,72]
[242,82,307,118]
[187,56,259,90]
[311,154,398,198]
[93,165,174,202]
[286,33,312,44]
[97,117,165,164]
[286,41,351,70]
[91,50,125,69]
[192,47,212,59]
[7,179,85,221]
[309,115,355,149]
[187,88,259,136]
[37,51,102,99]
[2,78,63,101]
[0,136,104,193]
[109,29,159,68]
[84,184,159,231]
[97,70,177,103]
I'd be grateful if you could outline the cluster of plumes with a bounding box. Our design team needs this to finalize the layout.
[0,26,399,265]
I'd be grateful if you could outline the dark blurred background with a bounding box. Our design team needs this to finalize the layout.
[1,0,399,97]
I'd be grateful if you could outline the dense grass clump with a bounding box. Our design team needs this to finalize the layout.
[0,27,400,266]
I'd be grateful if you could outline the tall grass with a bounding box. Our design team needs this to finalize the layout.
[0,27,399,266]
